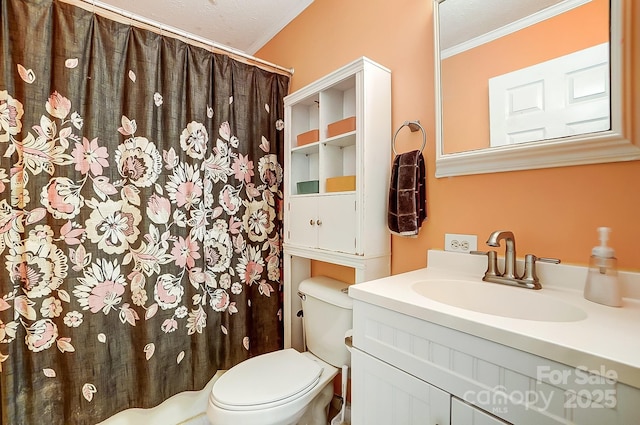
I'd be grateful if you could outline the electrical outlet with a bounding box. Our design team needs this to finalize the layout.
[445,233,477,253]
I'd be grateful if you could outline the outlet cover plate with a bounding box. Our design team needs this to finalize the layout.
[445,233,478,253]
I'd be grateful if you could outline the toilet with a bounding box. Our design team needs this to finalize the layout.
[207,276,353,425]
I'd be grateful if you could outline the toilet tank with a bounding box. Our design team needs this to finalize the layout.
[298,276,353,367]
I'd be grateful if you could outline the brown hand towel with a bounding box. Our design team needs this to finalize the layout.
[387,150,426,236]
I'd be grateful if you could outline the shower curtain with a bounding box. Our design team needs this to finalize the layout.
[0,0,289,423]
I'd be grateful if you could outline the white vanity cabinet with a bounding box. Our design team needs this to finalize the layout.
[283,57,392,349]
[351,299,640,425]
[352,345,508,425]
[451,398,510,425]
[351,348,451,424]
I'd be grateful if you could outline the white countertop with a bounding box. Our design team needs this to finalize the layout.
[348,250,640,388]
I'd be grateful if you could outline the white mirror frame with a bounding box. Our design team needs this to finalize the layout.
[434,0,639,178]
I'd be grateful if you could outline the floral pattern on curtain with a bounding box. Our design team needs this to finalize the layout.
[0,0,289,423]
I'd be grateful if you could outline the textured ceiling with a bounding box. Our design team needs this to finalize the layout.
[96,0,314,54]
[438,0,569,50]
[94,0,579,58]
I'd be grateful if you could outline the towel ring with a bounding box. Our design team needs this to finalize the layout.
[392,120,426,155]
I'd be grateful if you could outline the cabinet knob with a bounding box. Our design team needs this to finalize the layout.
[317,220,322,226]
[309,219,315,226]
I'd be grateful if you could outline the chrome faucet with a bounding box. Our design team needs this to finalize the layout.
[486,230,517,279]
[472,230,560,290]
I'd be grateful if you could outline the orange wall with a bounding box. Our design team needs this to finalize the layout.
[442,0,609,153]
[257,0,640,273]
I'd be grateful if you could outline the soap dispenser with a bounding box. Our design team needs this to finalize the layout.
[584,227,622,307]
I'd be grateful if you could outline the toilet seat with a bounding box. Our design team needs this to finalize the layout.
[211,348,322,411]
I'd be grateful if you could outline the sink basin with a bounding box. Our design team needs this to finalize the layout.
[412,279,587,322]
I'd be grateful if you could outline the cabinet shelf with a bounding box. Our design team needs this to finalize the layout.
[323,130,356,147]
[291,131,357,154]
[291,142,320,155]
[289,133,357,195]
[290,190,356,199]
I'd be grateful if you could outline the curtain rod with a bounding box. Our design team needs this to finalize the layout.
[64,0,294,76]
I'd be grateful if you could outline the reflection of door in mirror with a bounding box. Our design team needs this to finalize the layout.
[489,42,609,147]
[440,0,609,155]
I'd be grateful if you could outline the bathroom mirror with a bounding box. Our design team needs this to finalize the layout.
[433,0,639,177]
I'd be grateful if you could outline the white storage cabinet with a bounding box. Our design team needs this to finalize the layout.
[283,57,392,350]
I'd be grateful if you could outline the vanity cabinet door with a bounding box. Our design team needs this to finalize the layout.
[351,348,450,425]
[286,196,318,249]
[451,398,511,425]
[316,193,356,253]
[286,193,356,254]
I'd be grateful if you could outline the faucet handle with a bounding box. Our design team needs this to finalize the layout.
[522,254,561,288]
[471,250,500,278]
[537,257,561,264]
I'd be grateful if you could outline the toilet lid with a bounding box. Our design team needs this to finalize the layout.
[212,348,322,410]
